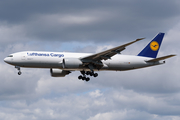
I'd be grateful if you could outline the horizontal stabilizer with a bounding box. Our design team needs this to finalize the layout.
[146,54,176,62]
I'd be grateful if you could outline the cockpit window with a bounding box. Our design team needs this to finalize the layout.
[7,55,13,57]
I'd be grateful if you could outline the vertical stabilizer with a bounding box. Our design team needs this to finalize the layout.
[138,33,164,58]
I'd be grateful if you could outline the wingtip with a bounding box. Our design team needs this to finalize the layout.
[136,38,145,41]
[171,54,177,57]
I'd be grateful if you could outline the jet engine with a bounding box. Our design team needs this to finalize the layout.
[50,68,71,77]
[62,58,83,69]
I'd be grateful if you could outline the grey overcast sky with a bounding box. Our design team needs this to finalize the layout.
[0,0,180,120]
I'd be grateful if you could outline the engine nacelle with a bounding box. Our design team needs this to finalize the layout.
[50,68,71,77]
[62,58,83,69]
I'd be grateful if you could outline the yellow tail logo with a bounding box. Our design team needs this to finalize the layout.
[150,41,159,51]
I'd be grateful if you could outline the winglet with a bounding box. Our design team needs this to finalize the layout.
[138,33,165,58]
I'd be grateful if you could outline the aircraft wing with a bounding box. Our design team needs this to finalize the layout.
[81,38,145,61]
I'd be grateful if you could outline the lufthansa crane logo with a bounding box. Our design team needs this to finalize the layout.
[150,41,159,51]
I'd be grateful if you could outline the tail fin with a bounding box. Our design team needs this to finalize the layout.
[138,33,165,58]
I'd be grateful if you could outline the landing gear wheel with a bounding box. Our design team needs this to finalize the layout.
[18,71,22,75]
[94,73,98,77]
[78,75,82,80]
[89,72,93,76]
[82,77,86,80]
[79,71,98,81]
[86,71,90,75]
[86,77,90,82]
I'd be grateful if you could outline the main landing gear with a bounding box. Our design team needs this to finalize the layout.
[78,71,98,82]
[15,66,22,75]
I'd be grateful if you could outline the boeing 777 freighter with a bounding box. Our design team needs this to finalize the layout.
[4,33,176,81]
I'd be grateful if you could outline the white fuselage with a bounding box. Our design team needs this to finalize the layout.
[4,51,164,71]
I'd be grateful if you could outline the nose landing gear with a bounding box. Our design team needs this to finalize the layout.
[15,66,22,75]
[18,71,22,75]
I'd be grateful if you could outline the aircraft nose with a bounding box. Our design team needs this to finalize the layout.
[4,57,9,63]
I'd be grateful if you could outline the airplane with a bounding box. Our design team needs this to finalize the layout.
[4,33,176,81]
